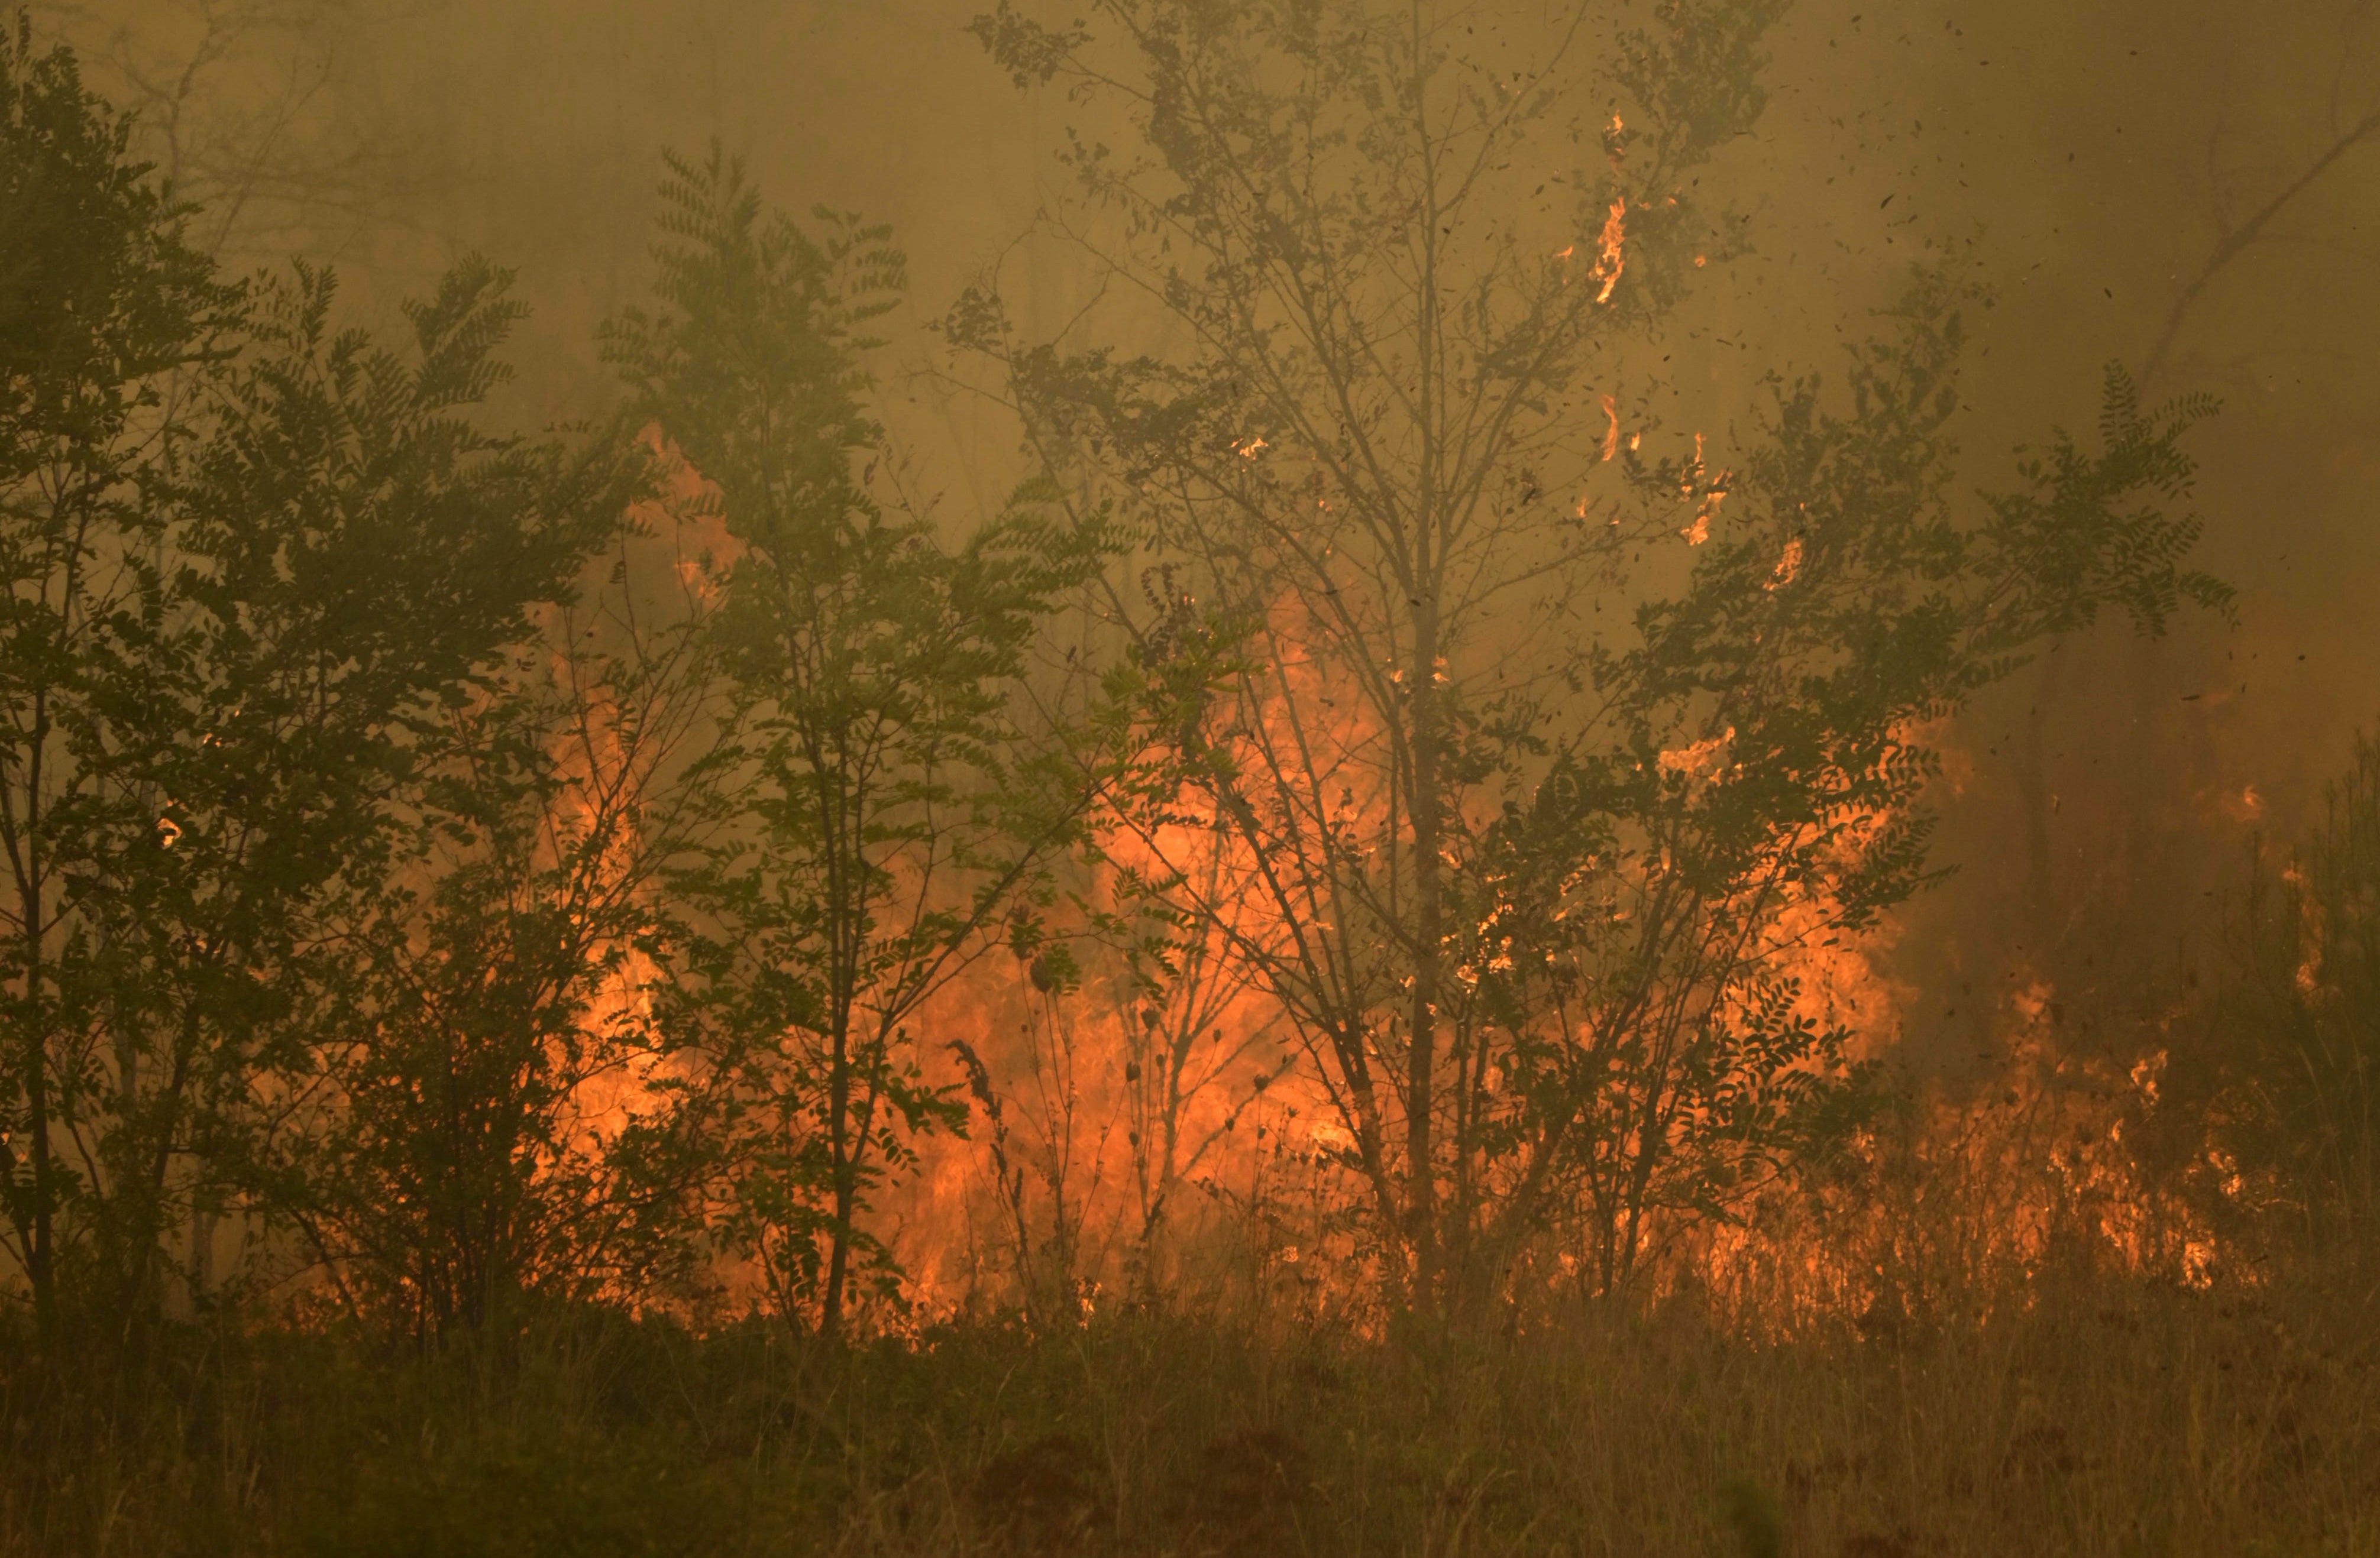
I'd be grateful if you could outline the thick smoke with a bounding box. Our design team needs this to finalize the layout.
[44,0,2380,1095]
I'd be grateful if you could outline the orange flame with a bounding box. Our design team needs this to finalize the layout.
[1591,196,1626,305]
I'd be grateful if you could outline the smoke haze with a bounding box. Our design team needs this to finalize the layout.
[43,0,2380,1074]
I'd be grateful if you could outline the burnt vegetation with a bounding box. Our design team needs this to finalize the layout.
[1,4,2376,1554]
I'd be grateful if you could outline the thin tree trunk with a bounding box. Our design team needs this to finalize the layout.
[19,701,56,1343]
[1406,604,1443,1303]
[822,1023,854,1342]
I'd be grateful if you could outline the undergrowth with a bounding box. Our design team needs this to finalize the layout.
[4,1232,2375,1557]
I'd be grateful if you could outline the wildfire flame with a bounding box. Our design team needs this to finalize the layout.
[1657,726,1735,783]
[490,495,2246,1339]
[1676,432,1728,546]
[1591,196,1626,305]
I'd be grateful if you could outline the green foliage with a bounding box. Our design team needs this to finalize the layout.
[0,2,2243,1358]
[269,630,712,1340]
[960,0,1825,1312]
[0,14,242,1337]
[0,14,235,469]
[1456,283,2230,1287]
[964,0,2229,1308]
[0,18,645,1342]
[607,147,1111,1336]
[134,260,639,1339]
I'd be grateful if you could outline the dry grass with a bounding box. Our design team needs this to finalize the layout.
[3,1228,2375,1558]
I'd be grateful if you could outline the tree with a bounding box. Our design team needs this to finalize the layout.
[0,14,639,1341]
[99,256,640,1332]
[0,16,238,1339]
[264,512,719,1343]
[965,0,2229,1313]
[39,255,635,1346]
[607,148,1107,1339]
[32,0,434,263]
[1107,814,1282,1297]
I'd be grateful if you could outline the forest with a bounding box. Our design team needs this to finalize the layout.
[2,1,2377,1553]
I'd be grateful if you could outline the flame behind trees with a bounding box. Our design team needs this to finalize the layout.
[963,0,2231,1316]
[0,9,2246,1349]
[0,20,656,1345]
[0,57,1111,1345]
[261,511,722,1344]
[604,148,1112,1340]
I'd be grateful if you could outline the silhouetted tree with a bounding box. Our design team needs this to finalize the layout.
[0,18,641,1340]
[0,17,238,1339]
[608,148,1108,1338]
[967,0,2230,1313]
[257,498,720,1342]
